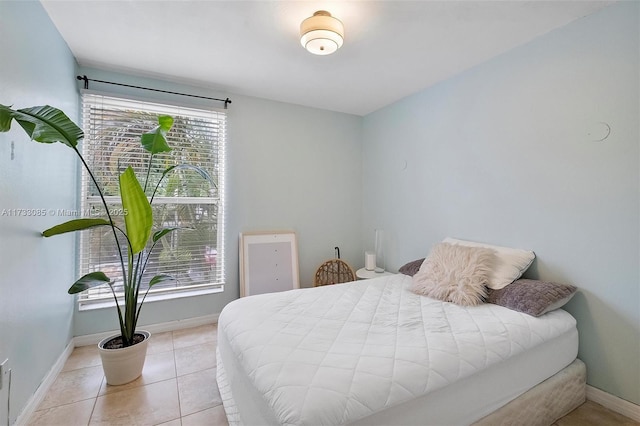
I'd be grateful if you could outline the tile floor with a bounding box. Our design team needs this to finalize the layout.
[554,400,640,426]
[29,324,227,426]
[28,323,639,426]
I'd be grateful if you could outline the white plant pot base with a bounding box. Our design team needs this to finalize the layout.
[98,330,150,386]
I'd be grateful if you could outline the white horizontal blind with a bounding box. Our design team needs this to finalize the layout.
[79,93,225,304]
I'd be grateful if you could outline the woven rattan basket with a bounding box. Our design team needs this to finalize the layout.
[314,247,355,286]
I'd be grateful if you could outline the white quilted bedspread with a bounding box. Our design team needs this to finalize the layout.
[218,274,576,426]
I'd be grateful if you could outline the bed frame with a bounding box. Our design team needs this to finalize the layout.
[474,358,585,425]
[217,351,585,426]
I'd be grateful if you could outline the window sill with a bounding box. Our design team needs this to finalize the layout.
[77,286,225,312]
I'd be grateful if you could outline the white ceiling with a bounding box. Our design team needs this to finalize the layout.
[41,1,614,116]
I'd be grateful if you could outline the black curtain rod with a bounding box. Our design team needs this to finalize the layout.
[76,75,231,109]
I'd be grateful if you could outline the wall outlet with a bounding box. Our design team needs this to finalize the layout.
[0,359,8,390]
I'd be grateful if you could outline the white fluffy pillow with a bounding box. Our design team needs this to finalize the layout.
[411,243,496,306]
[443,238,535,290]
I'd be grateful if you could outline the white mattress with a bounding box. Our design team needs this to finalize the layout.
[218,274,578,425]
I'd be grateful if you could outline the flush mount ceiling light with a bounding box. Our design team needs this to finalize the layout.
[300,10,344,55]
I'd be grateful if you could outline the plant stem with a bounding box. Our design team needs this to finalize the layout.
[143,154,154,193]
[71,144,129,341]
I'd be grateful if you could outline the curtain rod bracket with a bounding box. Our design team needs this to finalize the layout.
[77,75,89,90]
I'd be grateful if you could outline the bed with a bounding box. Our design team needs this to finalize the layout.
[216,272,584,425]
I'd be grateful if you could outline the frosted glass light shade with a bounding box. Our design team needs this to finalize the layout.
[300,11,344,55]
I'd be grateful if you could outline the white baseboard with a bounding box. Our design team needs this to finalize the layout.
[73,313,219,346]
[16,314,219,425]
[586,385,640,422]
[14,340,75,426]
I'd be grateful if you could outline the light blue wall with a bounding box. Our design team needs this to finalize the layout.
[4,0,638,419]
[0,1,78,423]
[72,67,363,335]
[362,2,639,404]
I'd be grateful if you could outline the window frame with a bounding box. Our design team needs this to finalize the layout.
[76,91,226,310]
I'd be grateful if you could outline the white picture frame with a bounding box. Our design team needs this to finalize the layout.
[239,231,300,297]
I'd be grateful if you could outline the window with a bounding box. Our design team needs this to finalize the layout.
[78,93,225,306]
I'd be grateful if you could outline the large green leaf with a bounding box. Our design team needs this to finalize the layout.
[119,166,152,254]
[68,271,110,294]
[140,115,173,154]
[152,227,181,243]
[0,104,83,147]
[0,104,12,131]
[42,218,111,237]
[157,115,173,131]
[148,274,175,288]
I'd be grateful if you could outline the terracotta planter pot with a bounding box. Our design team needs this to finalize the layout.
[98,330,150,385]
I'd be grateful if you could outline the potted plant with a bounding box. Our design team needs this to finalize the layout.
[0,104,212,385]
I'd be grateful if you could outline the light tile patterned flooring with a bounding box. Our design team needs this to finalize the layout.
[29,323,639,425]
[554,400,639,426]
[29,324,227,426]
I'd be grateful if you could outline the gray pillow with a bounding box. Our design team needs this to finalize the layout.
[487,279,577,317]
[398,258,425,277]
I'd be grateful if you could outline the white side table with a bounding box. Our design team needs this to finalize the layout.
[356,268,395,280]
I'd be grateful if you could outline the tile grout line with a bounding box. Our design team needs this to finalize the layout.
[172,330,184,425]
[87,372,104,425]
[87,392,99,426]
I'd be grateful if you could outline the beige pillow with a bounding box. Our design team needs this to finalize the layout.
[443,238,535,290]
[411,243,495,306]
